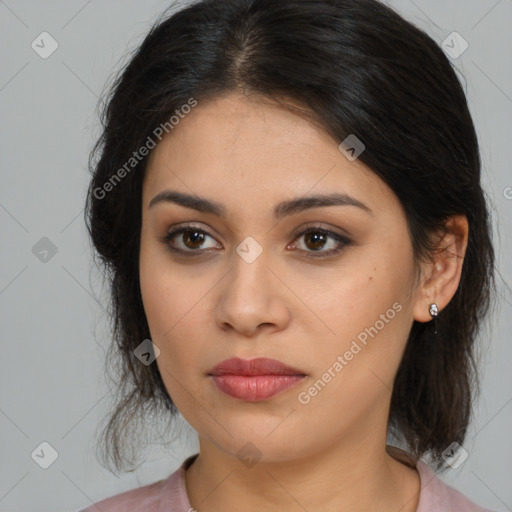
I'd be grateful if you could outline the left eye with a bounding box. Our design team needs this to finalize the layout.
[161,225,351,258]
[289,227,351,258]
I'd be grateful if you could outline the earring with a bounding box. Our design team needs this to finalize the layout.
[429,303,438,335]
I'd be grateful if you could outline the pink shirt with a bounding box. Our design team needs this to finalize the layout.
[77,448,498,511]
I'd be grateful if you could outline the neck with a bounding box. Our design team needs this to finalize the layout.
[184,423,421,512]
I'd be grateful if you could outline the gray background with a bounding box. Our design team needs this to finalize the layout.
[1,1,511,511]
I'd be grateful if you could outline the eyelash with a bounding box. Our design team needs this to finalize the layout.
[160,223,352,260]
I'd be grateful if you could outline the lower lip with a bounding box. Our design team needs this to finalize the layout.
[211,374,305,401]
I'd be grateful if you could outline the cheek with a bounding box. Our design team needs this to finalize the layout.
[139,247,211,376]
[294,257,413,383]
[139,236,195,336]
[291,257,402,335]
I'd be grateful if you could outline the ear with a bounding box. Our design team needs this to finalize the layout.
[412,214,469,323]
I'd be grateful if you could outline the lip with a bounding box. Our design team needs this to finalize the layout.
[209,357,306,376]
[208,357,307,402]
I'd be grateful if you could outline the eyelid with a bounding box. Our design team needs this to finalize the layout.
[288,225,352,259]
[161,223,220,253]
[161,222,352,258]
[290,221,351,240]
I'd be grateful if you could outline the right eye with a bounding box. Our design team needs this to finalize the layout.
[160,224,222,255]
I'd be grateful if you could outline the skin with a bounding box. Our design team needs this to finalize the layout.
[139,92,468,512]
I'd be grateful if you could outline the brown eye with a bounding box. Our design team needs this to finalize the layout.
[160,224,351,259]
[291,227,352,259]
[181,229,206,249]
[161,225,220,255]
[303,231,329,251]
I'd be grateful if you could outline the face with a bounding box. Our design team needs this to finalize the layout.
[139,92,423,463]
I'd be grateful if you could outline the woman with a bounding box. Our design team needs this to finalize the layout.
[81,0,499,510]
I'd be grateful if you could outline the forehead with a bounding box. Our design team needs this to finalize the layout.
[142,93,397,218]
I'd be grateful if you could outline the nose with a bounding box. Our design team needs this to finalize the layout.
[214,248,291,338]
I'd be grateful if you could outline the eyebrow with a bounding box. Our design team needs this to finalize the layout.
[148,190,373,219]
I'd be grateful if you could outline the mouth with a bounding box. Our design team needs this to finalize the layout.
[208,357,307,402]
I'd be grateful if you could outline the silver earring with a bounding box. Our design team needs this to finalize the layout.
[429,303,438,335]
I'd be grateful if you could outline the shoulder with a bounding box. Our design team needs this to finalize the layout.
[76,453,198,512]
[78,478,166,512]
[415,460,499,512]
[386,445,500,512]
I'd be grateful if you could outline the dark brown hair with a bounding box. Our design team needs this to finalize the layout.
[85,0,496,474]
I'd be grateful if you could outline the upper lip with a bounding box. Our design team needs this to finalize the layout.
[209,357,306,376]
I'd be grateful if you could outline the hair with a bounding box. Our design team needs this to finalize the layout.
[84,0,496,474]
